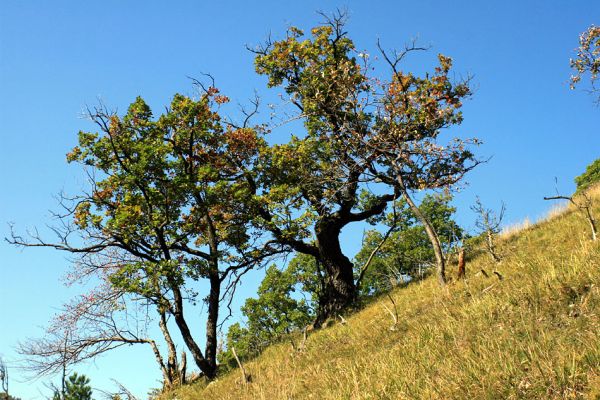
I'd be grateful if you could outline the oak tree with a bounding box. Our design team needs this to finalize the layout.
[249,12,478,323]
[10,90,280,381]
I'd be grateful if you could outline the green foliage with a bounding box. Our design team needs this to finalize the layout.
[251,15,477,310]
[220,263,315,369]
[51,87,274,380]
[242,264,312,337]
[575,158,600,193]
[250,18,385,258]
[67,91,266,298]
[285,253,323,307]
[64,373,92,400]
[355,194,462,296]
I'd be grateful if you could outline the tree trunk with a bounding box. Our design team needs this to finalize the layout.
[457,248,466,280]
[401,188,446,285]
[179,351,187,385]
[147,339,171,388]
[313,218,357,327]
[168,281,216,379]
[204,268,220,375]
[158,311,178,387]
[203,216,220,377]
[583,205,597,241]
[486,230,501,262]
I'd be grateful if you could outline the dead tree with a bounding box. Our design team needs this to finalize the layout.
[544,192,597,241]
[472,197,505,263]
[456,248,466,280]
[449,228,468,280]
[231,347,251,386]
[0,357,8,398]
[15,254,187,391]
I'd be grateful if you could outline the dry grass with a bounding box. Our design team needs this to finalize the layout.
[163,193,600,400]
[500,216,533,239]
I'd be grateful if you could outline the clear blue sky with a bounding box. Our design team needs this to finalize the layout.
[1,1,598,398]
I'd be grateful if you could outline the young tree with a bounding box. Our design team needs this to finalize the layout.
[9,90,281,381]
[471,197,506,263]
[364,44,478,286]
[250,12,478,321]
[355,194,463,296]
[63,373,92,400]
[570,25,600,103]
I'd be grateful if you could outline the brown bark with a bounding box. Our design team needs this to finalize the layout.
[457,248,466,279]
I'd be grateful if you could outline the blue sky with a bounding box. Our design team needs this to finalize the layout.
[1,1,599,398]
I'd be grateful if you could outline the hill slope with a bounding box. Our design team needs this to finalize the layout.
[165,193,600,399]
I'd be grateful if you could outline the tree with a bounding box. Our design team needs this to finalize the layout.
[250,12,478,323]
[355,194,463,296]
[18,277,186,389]
[249,14,395,325]
[9,89,282,381]
[63,373,92,400]
[575,158,600,193]
[220,262,314,368]
[471,197,505,263]
[361,44,478,286]
[570,25,600,103]
[0,357,8,399]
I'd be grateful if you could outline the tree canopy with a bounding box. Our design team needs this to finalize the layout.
[249,13,477,323]
[570,25,600,103]
[575,158,600,193]
[12,89,280,381]
[10,11,479,388]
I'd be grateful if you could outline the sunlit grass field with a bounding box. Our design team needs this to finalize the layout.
[164,188,600,399]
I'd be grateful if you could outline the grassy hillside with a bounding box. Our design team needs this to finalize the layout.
[164,190,600,399]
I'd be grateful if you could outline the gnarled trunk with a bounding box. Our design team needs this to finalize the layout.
[313,218,357,327]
